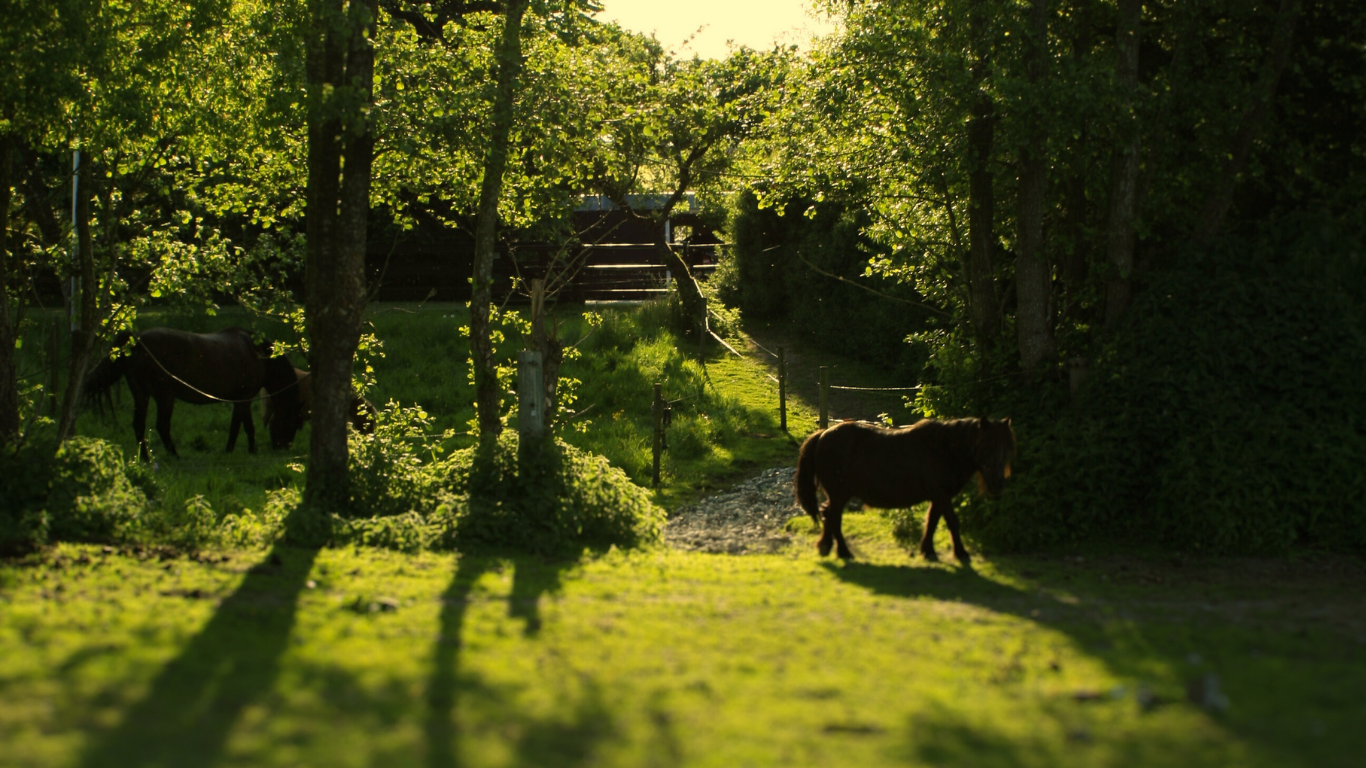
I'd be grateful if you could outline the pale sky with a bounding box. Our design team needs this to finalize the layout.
[594,0,841,60]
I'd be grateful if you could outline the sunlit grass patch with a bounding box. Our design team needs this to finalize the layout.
[4,536,1360,767]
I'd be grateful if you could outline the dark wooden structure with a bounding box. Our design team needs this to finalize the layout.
[367,195,721,303]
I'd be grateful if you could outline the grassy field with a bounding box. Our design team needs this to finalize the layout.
[4,301,1364,766]
[2,530,1363,767]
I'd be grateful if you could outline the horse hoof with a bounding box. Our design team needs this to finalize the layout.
[817,540,833,557]
[837,547,854,560]
[954,550,972,565]
[920,548,939,562]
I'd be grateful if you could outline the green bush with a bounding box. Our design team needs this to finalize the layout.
[256,422,662,556]
[1,438,149,555]
[722,190,932,380]
[441,432,664,555]
[967,220,1366,555]
[347,402,450,519]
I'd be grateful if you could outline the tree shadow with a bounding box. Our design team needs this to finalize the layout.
[427,552,640,768]
[77,507,324,767]
[823,555,1357,766]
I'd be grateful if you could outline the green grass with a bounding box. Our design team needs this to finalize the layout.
[2,527,1362,767]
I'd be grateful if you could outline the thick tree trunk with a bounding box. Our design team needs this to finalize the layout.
[1015,0,1056,377]
[0,137,18,445]
[470,0,529,443]
[303,0,376,511]
[1103,0,1141,329]
[1193,0,1301,243]
[55,154,96,444]
[1059,1,1092,322]
[965,0,1000,348]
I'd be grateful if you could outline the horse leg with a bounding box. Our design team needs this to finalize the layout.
[241,401,257,453]
[817,491,853,559]
[227,401,254,453]
[154,395,179,458]
[132,393,150,462]
[941,506,971,564]
[919,499,945,561]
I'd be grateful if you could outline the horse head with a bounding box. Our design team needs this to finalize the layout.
[974,416,1017,496]
[263,357,305,449]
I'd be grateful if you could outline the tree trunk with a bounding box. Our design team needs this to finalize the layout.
[55,153,96,444]
[470,0,529,444]
[965,0,1000,348]
[0,136,18,445]
[528,279,564,431]
[1015,0,1056,377]
[1103,0,1141,329]
[1193,0,1301,243]
[658,235,705,334]
[1059,1,1093,322]
[303,0,376,511]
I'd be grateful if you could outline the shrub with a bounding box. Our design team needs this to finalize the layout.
[441,432,664,555]
[723,190,932,380]
[966,220,1366,555]
[1,438,149,555]
[347,402,449,519]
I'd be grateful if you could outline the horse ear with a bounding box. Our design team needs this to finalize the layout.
[1005,416,1012,427]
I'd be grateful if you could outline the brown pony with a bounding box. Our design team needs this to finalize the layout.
[260,367,378,448]
[84,328,299,460]
[795,417,1016,563]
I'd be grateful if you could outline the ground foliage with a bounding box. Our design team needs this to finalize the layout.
[963,217,1366,555]
[0,438,149,555]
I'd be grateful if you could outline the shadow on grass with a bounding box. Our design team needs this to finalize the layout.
[427,438,665,768]
[825,557,1354,768]
[76,507,324,767]
[427,553,648,768]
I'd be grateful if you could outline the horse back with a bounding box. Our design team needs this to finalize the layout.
[815,420,978,508]
[135,327,265,403]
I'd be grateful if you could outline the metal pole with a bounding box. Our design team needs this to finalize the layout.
[69,149,80,334]
[517,350,544,442]
[777,347,787,432]
[819,366,829,430]
[651,383,663,488]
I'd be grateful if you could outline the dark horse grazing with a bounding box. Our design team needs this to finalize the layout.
[260,367,378,448]
[795,417,1016,563]
[84,327,300,460]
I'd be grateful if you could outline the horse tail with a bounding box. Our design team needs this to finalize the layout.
[795,429,824,525]
[83,331,134,417]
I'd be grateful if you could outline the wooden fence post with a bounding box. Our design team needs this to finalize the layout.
[651,383,663,488]
[777,347,787,432]
[518,350,544,442]
[819,366,829,430]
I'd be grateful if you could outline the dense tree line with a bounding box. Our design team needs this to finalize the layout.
[734,0,1364,396]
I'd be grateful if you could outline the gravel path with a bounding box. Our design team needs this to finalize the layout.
[664,467,810,554]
